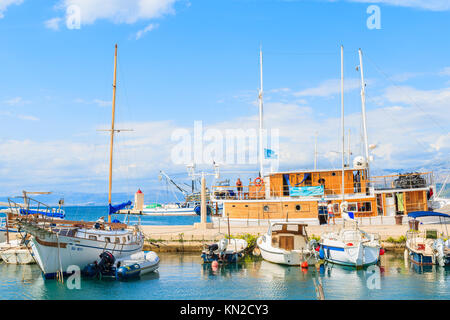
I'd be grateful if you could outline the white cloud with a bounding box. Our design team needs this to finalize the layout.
[294,78,361,97]
[135,23,159,40]
[341,0,450,11]
[93,99,111,107]
[54,0,177,25]
[0,0,23,19]
[44,17,62,30]
[440,67,450,76]
[3,96,30,106]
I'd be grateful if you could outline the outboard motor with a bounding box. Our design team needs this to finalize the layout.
[98,251,115,273]
[218,238,228,252]
[208,243,219,253]
[433,239,446,267]
[83,251,116,278]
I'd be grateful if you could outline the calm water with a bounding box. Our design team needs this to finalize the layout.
[63,206,211,226]
[0,252,449,300]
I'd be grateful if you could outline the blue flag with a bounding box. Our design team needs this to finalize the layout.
[264,148,278,159]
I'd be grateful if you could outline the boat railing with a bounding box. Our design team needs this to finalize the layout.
[370,172,433,191]
[7,196,65,231]
[211,184,378,201]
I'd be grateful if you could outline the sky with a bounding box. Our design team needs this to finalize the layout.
[0,0,449,199]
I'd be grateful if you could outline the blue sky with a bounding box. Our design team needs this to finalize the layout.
[0,0,449,198]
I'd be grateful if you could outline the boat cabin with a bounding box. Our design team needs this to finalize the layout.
[269,223,308,251]
[213,168,433,223]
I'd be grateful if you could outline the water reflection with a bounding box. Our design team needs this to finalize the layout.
[0,252,448,300]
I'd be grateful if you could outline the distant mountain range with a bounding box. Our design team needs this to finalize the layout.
[0,191,184,207]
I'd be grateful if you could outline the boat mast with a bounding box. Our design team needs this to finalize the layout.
[108,44,118,223]
[258,46,264,178]
[358,48,370,179]
[314,132,318,170]
[341,45,345,200]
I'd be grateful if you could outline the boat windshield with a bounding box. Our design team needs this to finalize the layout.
[271,224,305,236]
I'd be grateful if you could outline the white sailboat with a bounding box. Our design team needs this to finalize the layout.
[319,47,381,268]
[17,44,144,279]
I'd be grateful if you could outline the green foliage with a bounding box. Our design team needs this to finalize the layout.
[385,235,406,244]
[226,233,259,249]
[310,234,320,241]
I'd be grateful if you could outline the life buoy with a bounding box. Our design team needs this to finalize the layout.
[254,177,264,186]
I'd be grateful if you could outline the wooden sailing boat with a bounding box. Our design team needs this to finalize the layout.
[17,44,144,279]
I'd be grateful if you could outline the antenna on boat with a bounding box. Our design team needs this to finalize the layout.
[340,45,345,201]
[258,44,264,178]
[358,48,370,179]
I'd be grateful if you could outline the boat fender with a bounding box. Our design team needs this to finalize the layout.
[379,248,385,256]
[301,261,308,268]
[319,246,325,260]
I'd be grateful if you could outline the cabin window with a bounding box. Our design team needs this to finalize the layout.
[305,174,312,186]
[89,235,97,240]
[295,204,301,211]
[286,224,299,232]
[358,202,372,212]
[105,237,111,243]
[127,235,130,241]
[115,237,120,243]
[348,203,357,212]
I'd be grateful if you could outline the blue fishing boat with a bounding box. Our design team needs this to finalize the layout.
[405,211,450,266]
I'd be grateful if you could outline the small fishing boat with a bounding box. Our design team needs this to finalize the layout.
[319,206,381,267]
[201,238,248,263]
[257,222,318,266]
[0,246,34,265]
[405,211,450,267]
[83,250,159,280]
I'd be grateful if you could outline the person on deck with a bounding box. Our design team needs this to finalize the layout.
[236,178,243,200]
[327,201,335,225]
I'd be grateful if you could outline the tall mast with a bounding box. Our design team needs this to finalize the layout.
[314,132,318,170]
[347,128,351,167]
[108,44,118,223]
[341,45,345,200]
[258,46,264,177]
[358,48,370,178]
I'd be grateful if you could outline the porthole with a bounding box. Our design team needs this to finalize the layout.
[295,204,301,211]
[332,172,336,176]
[263,205,270,212]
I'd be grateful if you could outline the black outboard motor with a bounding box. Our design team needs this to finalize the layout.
[82,251,116,278]
[208,243,219,253]
[98,251,115,274]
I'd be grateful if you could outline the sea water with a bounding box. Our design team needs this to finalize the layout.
[63,206,211,226]
[0,252,449,300]
[1,206,448,300]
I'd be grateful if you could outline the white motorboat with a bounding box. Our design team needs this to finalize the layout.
[257,222,317,266]
[142,202,199,216]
